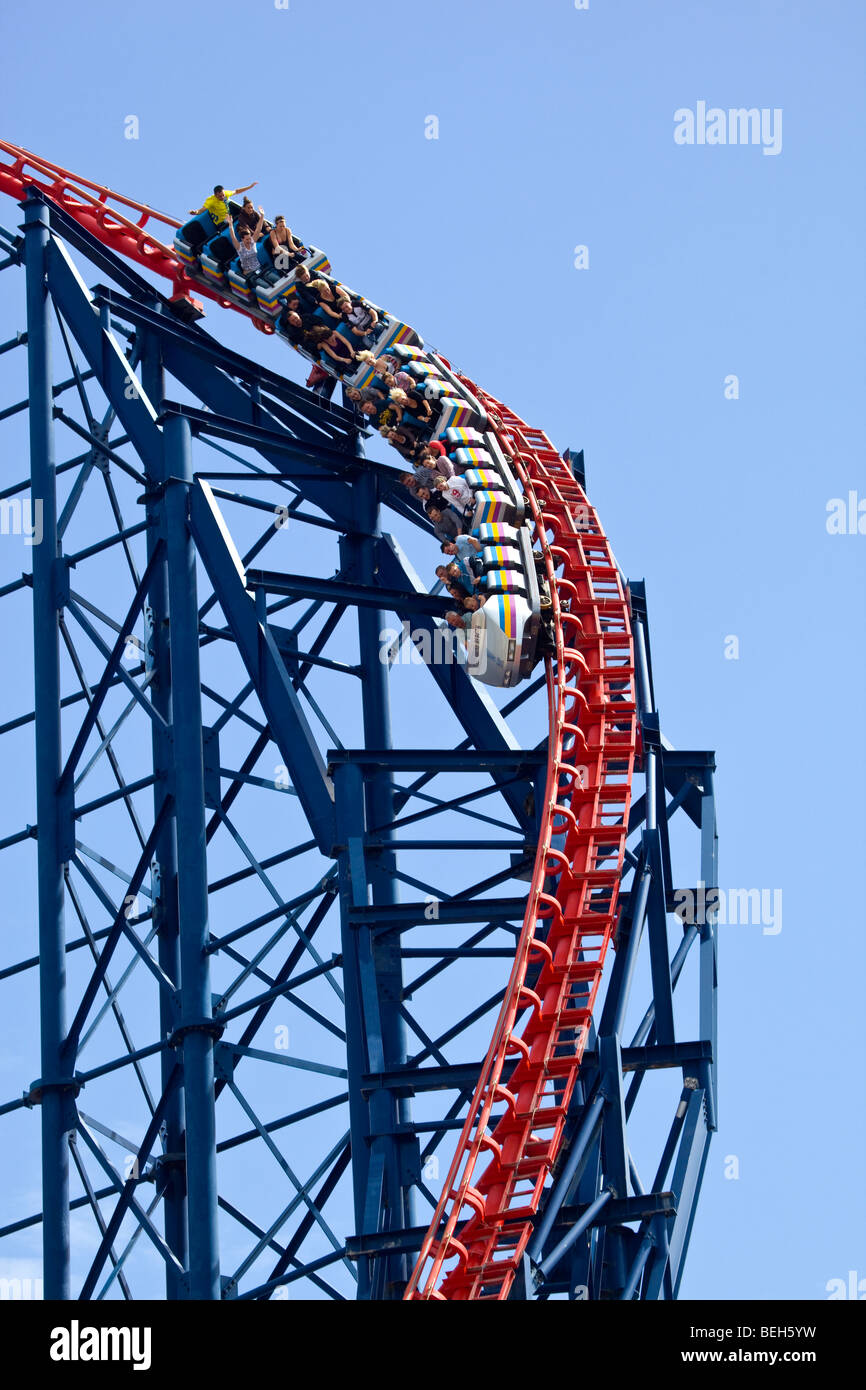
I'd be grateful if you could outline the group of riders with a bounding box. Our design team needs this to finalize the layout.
[183,184,553,650]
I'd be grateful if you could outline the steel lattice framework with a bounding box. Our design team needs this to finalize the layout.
[0,150,718,1301]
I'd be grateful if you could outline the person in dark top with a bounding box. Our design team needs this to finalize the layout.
[401,385,434,430]
[345,385,380,406]
[279,306,316,349]
[291,287,319,320]
[344,388,384,423]
[389,389,433,445]
[382,426,423,461]
[411,463,440,490]
[286,265,315,311]
[235,197,264,237]
[366,372,395,405]
[286,270,319,321]
[268,216,306,271]
[425,502,461,543]
[306,325,356,374]
[308,278,350,326]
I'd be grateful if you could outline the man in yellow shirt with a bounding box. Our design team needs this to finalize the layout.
[189,181,258,230]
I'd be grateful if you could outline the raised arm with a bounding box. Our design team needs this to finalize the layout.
[234,181,257,196]
[253,208,265,240]
[226,219,240,250]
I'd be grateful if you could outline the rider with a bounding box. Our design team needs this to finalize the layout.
[445,597,482,630]
[267,216,306,272]
[188,181,258,233]
[227,206,266,282]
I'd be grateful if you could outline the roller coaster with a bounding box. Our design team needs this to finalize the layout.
[0,140,718,1301]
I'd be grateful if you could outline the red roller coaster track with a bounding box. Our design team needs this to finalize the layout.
[0,140,276,330]
[0,140,636,1301]
[405,386,636,1298]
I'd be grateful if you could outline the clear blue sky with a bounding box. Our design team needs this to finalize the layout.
[0,0,864,1301]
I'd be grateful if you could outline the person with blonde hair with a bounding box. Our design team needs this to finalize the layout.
[309,278,352,325]
[390,384,434,436]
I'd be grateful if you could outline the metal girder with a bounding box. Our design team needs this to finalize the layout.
[666,1087,713,1297]
[91,289,359,444]
[188,478,337,855]
[328,748,545,771]
[25,198,70,1300]
[44,238,162,475]
[247,568,453,618]
[160,354,357,531]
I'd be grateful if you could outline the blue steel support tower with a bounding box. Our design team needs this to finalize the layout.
[25,199,71,1301]
[0,189,718,1301]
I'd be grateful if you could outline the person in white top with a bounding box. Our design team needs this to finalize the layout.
[435,473,474,514]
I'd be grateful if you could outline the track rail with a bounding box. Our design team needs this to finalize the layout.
[0,140,274,329]
[0,139,637,1300]
[403,384,636,1299]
